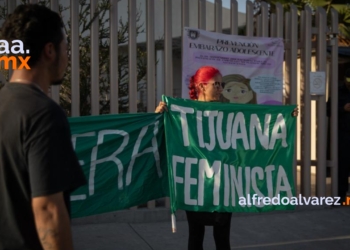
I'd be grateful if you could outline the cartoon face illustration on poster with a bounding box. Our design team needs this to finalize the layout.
[221,74,257,104]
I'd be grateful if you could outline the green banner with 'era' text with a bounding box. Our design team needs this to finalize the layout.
[68,113,169,218]
[163,96,296,213]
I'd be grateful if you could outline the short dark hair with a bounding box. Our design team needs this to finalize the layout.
[1,4,64,67]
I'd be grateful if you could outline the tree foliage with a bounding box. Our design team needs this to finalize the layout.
[252,0,350,39]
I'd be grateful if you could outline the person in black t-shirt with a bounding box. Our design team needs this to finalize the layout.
[0,4,86,250]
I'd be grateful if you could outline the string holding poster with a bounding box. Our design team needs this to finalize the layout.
[182,27,284,105]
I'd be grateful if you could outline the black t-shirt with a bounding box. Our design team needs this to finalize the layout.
[0,83,86,250]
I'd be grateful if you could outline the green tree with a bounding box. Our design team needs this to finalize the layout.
[0,0,150,115]
[252,0,350,39]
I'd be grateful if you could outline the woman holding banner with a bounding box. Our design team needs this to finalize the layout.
[156,66,232,250]
[155,65,298,250]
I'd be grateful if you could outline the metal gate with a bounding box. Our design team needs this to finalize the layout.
[3,0,340,209]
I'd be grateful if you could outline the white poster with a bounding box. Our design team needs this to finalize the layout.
[182,27,284,105]
[310,71,326,95]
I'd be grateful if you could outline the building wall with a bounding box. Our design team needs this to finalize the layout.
[116,0,246,43]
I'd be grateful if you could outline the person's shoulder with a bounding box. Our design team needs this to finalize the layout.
[40,99,67,123]
[0,84,61,117]
[43,97,64,113]
[18,88,67,123]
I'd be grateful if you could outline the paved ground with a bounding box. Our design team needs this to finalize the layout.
[72,205,350,250]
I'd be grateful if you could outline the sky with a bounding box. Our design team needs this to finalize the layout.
[207,0,251,13]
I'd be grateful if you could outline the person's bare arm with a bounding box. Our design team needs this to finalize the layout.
[32,192,74,250]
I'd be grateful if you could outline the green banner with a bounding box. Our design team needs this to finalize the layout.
[163,96,296,213]
[68,113,169,218]
[68,96,296,218]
